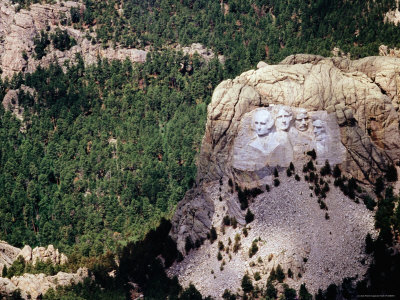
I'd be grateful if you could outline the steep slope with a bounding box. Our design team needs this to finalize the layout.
[169,55,400,297]
[168,175,375,297]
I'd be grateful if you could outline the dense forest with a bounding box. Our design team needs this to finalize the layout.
[2,0,400,298]
[82,0,400,75]
[0,52,223,255]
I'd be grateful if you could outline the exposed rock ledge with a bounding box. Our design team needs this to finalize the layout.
[0,241,68,276]
[0,241,87,299]
[0,267,89,299]
[0,0,147,79]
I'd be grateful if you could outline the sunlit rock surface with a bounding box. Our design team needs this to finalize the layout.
[169,54,400,297]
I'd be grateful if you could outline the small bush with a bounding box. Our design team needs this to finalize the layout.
[217,251,223,261]
[276,264,285,283]
[299,283,312,300]
[241,274,254,293]
[243,227,248,237]
[307,160,315,171]
[374,176,385,196]
[283,284,297,300]
[33,30,50,59]
[287,268,293,278]
[233,234,241,253]
[218,241,224,251]
[289,162,295,171]
[231,217,238,229]
[295,174,300,181]
[209,227,217,243]
[333,165,342,178]
[309,172,315,182]
[325,212,330,220]
[322,182,330,193]
[307,149,317,160]
[286,168,292,177]
[274,168,279,177]
[249,240,258,258]
[266,184,270,192]
[363,195,376,211]
[273,178,280,187]
[319,201,327,210]
[320,160,331,176]
[266,280,277,298]
[314,184,321,196]
[222,289,236,300]
[254,272,261,281]
[245,209,254,223]
[223,215,231,226]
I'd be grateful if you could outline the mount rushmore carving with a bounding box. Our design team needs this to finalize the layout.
[232,105,346,183]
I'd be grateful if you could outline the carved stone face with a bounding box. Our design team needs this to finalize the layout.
[295,111,310,132]
[253,110,273,137]
[313,119,327,141]
[275,108,292,131]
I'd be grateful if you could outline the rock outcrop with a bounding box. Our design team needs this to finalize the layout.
[0,0,147,79]
[169,55,400,297]
[0,267,89,299]
[379,44,400,58]
[198,55,400,184]
[176,43,225,64]
[0,241,20,274]
[0,241,81,299]
[0,242,67,276]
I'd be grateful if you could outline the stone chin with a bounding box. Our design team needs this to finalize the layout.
[296,124,308,131]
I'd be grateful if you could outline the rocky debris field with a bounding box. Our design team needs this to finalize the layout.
[168,173,376,298]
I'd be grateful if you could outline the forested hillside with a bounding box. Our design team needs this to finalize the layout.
[2,0,400,258]
[0,52,223,255]
[82,0,399,75]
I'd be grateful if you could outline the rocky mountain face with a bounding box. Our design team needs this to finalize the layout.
[0,241,87,299]
[169,55,400,297]
[0,0,148,79]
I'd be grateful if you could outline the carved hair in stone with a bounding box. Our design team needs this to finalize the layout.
[295,108,310,132]
[252,109,274,137]
[275,107,293,132]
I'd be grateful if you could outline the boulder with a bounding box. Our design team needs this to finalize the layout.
[0,241,21,273]
[18,246,32,263]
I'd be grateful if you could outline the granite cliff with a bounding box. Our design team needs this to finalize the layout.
[0,241,88,299]
[169,55,400,297]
